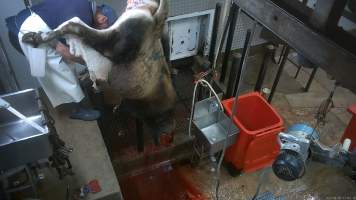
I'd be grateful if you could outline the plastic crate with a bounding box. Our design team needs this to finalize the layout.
[222,92,284,173]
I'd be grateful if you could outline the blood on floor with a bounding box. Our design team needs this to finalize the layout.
[119,163,206,200]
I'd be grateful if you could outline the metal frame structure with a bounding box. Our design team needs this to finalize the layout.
[220,3,240,83]
[234,0,356,94]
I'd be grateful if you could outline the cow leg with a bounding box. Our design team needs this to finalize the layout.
[22,17,114,47]
[153,0,168,38]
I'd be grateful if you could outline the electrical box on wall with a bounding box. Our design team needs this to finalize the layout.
[167,10,215,61]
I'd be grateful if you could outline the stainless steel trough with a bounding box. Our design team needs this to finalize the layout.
[0,89,52,170]
[192,96,239,156]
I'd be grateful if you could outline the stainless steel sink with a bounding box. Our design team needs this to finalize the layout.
[193,96,239,155]
[0,89,52,170]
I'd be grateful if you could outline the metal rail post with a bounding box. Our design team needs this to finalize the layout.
[255,45,275,92]
[268,46,290,103]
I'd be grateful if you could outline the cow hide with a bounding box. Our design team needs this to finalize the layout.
[66,36,112,89]
[22,0,176,143]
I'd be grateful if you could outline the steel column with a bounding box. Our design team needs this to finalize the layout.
[277,45,287,65]
[268,46,290,103]
[304,67,318,92]
[294,65,302,79]
[233,29,253,96]
[225,53,242,98]
[209,3,222,63]
[220,3,240,83]
[255,45,275,92]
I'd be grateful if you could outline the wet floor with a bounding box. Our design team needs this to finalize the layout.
[120,162,206,200]
[175,52,356,200]
[106,50,356,200]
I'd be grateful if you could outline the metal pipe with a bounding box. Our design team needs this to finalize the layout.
[277,45,287,65]
[196,85,204,101]
[212,1,234,72]
[294,65,302,79]
[220,3,240,83]
[188,79,224,138]
[268,46,290,103]
[215,29,253,200]
[209,3,222,63]
[254,45,275,92]
[224,53,242,99]
[252,169,267,200]
[304,67,318,92]
[233,26,255,96]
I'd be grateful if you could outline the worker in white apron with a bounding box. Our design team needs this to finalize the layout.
[6,0,117,121]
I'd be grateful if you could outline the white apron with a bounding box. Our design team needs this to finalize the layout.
[18,13,85,107]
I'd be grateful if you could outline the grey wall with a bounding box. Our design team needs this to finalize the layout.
[0,0,38,91]
[0,36,19,92]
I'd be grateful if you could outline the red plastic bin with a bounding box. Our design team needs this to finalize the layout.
[222,92,284,173]
[341,104,356,151]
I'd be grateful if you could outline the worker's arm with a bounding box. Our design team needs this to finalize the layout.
[50,40,86,65]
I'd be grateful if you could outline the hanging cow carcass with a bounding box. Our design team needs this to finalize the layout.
[22,0,176,144]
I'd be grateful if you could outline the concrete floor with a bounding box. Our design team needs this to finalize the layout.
[103,48,356,200]
[36,105,122,200]
[174,50,356,200]
[33,46,356,200]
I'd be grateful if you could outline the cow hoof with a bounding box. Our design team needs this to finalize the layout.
[22,32,43,47]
